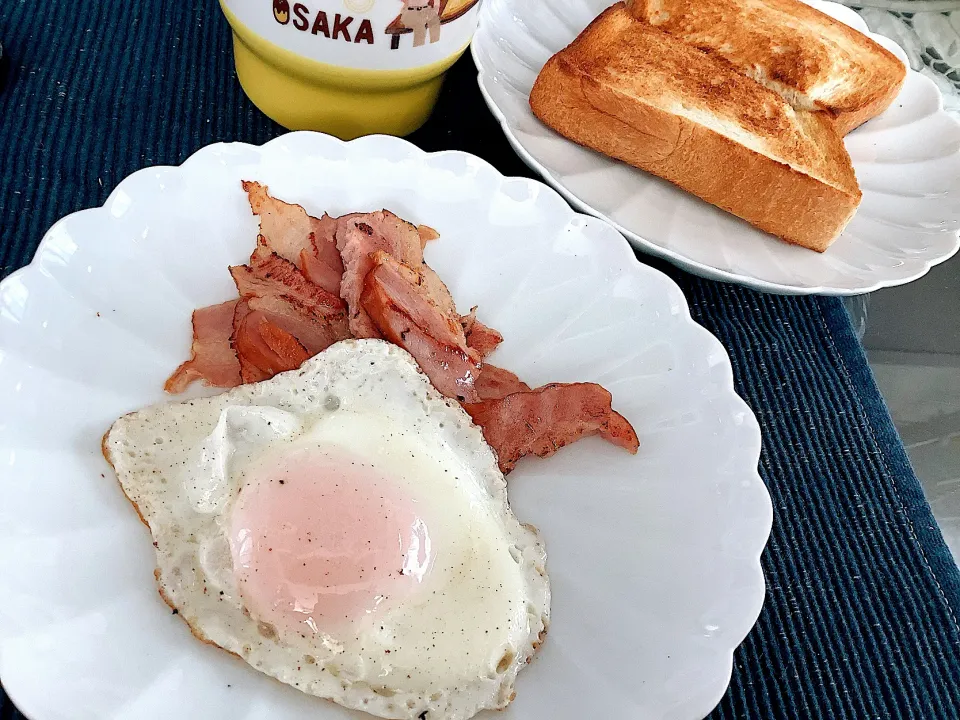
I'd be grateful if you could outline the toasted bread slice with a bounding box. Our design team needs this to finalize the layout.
[529,3,861,251]
[626,0,906,134]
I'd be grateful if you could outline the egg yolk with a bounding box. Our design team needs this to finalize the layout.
[229,448,430,636]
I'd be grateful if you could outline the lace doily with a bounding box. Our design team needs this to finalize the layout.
[844,1,960,114]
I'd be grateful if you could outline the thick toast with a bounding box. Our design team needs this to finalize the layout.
[627,0,906,134]
[529,3,861,251]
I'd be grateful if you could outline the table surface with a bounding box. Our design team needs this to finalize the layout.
[1,1,960,718]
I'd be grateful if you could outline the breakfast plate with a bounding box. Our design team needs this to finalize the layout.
[471,0,960,296]
[0,132,771,720]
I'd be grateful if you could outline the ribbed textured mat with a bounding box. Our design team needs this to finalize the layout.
[1,1,959,717]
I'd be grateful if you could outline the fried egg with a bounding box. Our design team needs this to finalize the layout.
[103,339,550,720]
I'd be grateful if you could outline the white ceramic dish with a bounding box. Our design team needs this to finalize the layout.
[472,0,960,296]
[0,133,772,720]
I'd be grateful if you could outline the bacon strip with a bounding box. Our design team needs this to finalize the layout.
[460,308,503,360]
[417,224,440,248]
[298,212,344,294]
[229,250,350,362]
[463,383,640,473]
[232,249,346,320]
[233,301,268,383]
[475,364,530,401]
[246,294,347,355]
[164,300,242,393]
[365,251,468,350]
[361,257,481,403]
[233,300,310,383]
[421,265,463,330]
[336,211,424,338]
[242,180,343,295]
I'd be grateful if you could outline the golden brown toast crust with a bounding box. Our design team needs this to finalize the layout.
[627,0,906,134]
[530,4,861,251]
[558,6,859,192]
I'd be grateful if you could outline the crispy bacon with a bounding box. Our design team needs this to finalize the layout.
[246,294,348,355]
[232,248,346,320]
[463,383,640,473]
[468,323,503,358]
[164,300,242,393]
[228,248,350,378]
[417,224,440,248]
[259,320,310,370]
[166,185,641,477]
[460,308,503,359]
[336,211,424,338]
[365,251,467,349]
[233,301,268,383]
[298,212,344,294]
[420,265,464,329]
[361,257,481,403]
[475,364,530,401]
[242,181,343,294]
[233,300,310,383]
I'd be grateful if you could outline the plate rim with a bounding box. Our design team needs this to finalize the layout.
[0,131,773,720]
[469,1,960,296]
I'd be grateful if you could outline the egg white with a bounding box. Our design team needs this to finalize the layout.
[103,339,550,720]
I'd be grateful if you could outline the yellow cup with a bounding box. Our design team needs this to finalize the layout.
[220,0,481,139]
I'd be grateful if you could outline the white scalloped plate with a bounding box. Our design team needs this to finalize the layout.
[0,133,771,720]
[472,0,960,295]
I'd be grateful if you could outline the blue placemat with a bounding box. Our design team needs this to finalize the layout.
[1,1,959,717]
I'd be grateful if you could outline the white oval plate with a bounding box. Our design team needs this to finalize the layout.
[472,0,960,296]
[0,133,771,720]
